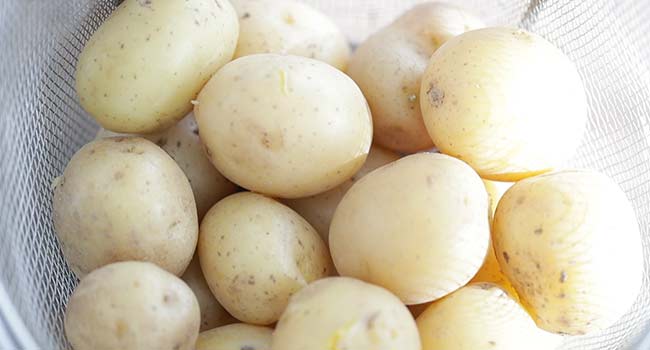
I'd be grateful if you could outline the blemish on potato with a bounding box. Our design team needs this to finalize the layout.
[241,12,251,19]
[426,83,444,108]
[559,271,567,283]
[115,319,128,338]
[113,171,124,180]
[502,251,510,263]
[534,227,543,235]
[488,340,496,346]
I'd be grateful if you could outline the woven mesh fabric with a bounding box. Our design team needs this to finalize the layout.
[0,0,649,349]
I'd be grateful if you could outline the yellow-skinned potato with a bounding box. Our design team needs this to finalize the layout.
[199,192,333,325]
[420,27,587,180]
[76,0,239,133]
[330,153,490,304]
[347,3,484,153]
[231,0,350,70]
[196,323,272,350]
[271,277,421,350]
[97,114,238,219]
[64,262,200,350]
[195,54,372,198]
[417,283,561,350]
[284,145,400,243]
[52,137,198,277]
[493,170,643,335]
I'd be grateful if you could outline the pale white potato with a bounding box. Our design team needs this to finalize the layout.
[493,170,643,335]
[76,0,239,133]
[271,277,420,350]
[195,54,372,198]
[231,0,350,70]
[196,323,272,350]
[347,2,484,152]
[420,27,587,181]
[64,261,200,350]
[198,192,333,325]
[52,137,198,277]
[329,153,490,304]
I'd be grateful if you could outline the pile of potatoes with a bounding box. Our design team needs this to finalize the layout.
[53,0,643,349]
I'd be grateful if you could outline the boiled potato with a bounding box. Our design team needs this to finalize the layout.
[52,137,197,277]
[271,277,420,350]
[420,27,587,180]
[196,323,272,350]
[195,54,373,198]
[493,170,643,335]
[97,114,238,219]
[347,3,484,153]
[199,192,333,325]
[76,0,239,133]
[417,283,561,350]
[231,0,350,70]
[330,153,490,304]
[181,254,236,331]
[64,261,200,350]
[284,145,400,243]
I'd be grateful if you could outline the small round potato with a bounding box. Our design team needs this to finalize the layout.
[64,261,200,350]
[420,27,587,181]
[97,114,238,219]
[199,192,333,325]
[330,153,490,304]
[417,283,561,350]
[271,277,421,350]
[493,170,643,335]
[195,54,373,198]
[284,145,400,243]
[76,0,239,133]
[53,137,198,277]
[347,3,484,152]
[231,0,350,70]
[196,323,272,350]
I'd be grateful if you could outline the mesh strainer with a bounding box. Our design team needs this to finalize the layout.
[1,0,649,349]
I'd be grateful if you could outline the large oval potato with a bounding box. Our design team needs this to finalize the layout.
[330,153,490,304]
[231,0,350,70]
[97,114,238,219]
[420,27,587,180]
[196,323,272,350]
[52,137,198,277]
[76,0,239,133]
[271,277,421,350]
[199,192,333,325]
[64,261,200,350]
[493,170,643,335]
[347,3,484,153]
[417,283,561,350]
[195,54,373,198]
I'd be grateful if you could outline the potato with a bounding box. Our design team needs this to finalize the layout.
[330,153,490,304]
[231,0,350,70]
[271,277,420,350]
[195,54,373,198]
[484,179,513,221]
[420,27,587,181]
[417,283,561,350]
[76,0,239,133]
[52,137,198,277]
[199,192,333,325]
[347,3,484,153]
[64,261,200,350]
[97,114,238,219]
[196,323,272,350]
[284,145,400,243]
[181,254,237,331]
[493,170,643,335]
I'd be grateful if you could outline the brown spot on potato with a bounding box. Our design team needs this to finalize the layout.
[242,12,251,19]
[560,271,567,283]
[426,83,444,107]
[113,171,124,180]
[488,341,496,346]
[534,227,543,235]
[502,251,510,263]
[115,319,127,338]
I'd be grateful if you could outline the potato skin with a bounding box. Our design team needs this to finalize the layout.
[347,3,483,153]
[195,54,372,198]
[231,0,350,70]
[198,192,333,325]
[53,137,198,277]
[330,153,490,304]
[64,261,200,350]
[271,277,421,350]
[76,0,239,133]
[196,323,272,350]
[493,170,642,335]
[420,27,587,180]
